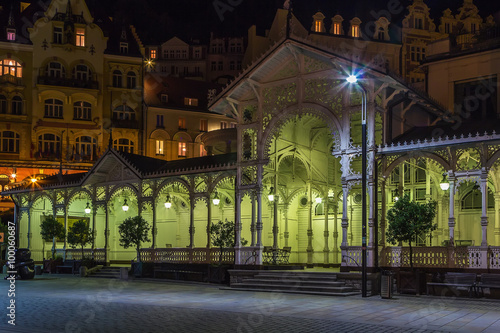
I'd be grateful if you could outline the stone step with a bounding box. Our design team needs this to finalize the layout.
[88,266,122,279]
[231,282,354,293]
[242,278,345,287]
[254,273,338,281]
[222,286,360,297]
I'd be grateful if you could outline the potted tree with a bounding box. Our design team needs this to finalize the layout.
[67,219,94,276]
[209,219,247,283]
[40,215,65,273]
[386,194,437,294]
[118,216,151,277]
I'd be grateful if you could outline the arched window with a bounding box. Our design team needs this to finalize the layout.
[113,138,134,153]
[11,96,23,115]
[73,101,91,120]
[112,70,122,87]
[113,105,135,120]
[73,64,91,81]
[0,59,22,77]
[37,133,61,157]
[0,95,6,114]
[0,131,20,153]
[44,99,63,118]
[461,189,494,210]
[46,62,66,78]
[75,136,97,161]
[127,71,136,89]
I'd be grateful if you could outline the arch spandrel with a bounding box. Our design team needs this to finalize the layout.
[383,152,451,178]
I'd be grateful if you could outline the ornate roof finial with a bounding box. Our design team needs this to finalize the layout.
[7,4,15,27]
[108,128,113,149]
[65,0,73,21]
[285,0,293,38]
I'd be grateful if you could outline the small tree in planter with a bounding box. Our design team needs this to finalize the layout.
[386,194,437,270]
[67,219,94,271]
[118,216,151,276]
[40,215,65,260]
[210,219,248,265]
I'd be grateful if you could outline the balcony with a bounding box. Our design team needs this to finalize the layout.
[37,75,99,90]
[0,75,23,86]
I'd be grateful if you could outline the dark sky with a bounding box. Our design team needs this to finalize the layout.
[98,0,500,44]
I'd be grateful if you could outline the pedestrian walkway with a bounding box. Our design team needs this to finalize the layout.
[1,274,500,332]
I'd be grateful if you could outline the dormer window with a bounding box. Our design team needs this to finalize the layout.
[315,21,321,32]
[414,17,423,30]
[120,42,128,54]
[351,25,360,37]
[312,12,325,33]
[6,28,15,41]
[184,98,198,106]
[332,23,341,35]
[349,17,362,38]
[75,28,85,47]
[150,49,157,59]
[53,26,63,44]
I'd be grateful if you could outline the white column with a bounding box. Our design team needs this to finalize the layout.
[332,203,339,264]
[480,170,489,247]
[323,196,329,265]
[495,193,500,246]
[206,196,212,248]
[340,182,349,263]
[256,188,263,247]
[448,173,456,244]
[368,180,375,247]
[380,178,387,246]
[250,193,256,246]
[188,198,195,248]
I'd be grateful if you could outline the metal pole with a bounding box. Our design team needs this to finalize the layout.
[361,87,367,298]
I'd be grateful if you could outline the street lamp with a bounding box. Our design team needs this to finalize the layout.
[268,187,275,202]
[440,173,450,191]
[347,74,368,298]
[122,199,129,212]
[212,191,220,206]
[164,195,172,209]
[84,202,91,214]
[315,197,322,204]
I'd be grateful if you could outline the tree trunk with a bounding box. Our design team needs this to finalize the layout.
[219,246,223,265]
[52,236,56,259]
[81,245,84,260]
[137,247,141,263]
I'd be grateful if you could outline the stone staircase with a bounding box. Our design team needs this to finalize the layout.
[88,266,122,279]
[226,270,361,296]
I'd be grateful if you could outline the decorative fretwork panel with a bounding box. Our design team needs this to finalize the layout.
[96,186,106,201]
[242,105,257,124]
[194,176,207,193]
[242,129,257,160]
[303,78,343,119]
[262,83,297,130]
[241,166,257,186]
[456,148,481,171]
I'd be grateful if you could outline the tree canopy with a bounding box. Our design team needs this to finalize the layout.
[118,216,151,262]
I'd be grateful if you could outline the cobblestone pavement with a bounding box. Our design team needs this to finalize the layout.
[2,275,500,333]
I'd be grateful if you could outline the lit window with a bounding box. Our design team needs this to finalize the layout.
[53,26,63,44]
[76,28,85,47]
[6,28,16,41]
[73,101,91,120]
[178,117,186,129]
[351,25,360,37]
[120,42,128,54]
[113,138,134,153]
[0,131,20,153]
[184,98,198,106]
[178,142,187,157]
[1,59,22,78]
[315,21,322,32]
[44,99,64,118]
[333,23,341,35]
[156,140,164,155]
[200,119,208,132]
[150,49,157,59]
[220,121,227,129]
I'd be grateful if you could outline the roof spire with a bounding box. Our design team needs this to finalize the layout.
[285,0,293,38]
[7,4,15,27]
[65,0,73,21]
[108,128,113,149]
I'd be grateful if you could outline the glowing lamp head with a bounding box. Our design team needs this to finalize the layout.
[212,191,220,205]
[440,174,449,191]
[11,173,16,179]
[346,75,358,84]
[394,196,399,202]
[315,197,322,204]
[84,202,91,214]
[164,195,172,209]
[30,178,37,183]
[122,199,129,212]
[268,187,275,202]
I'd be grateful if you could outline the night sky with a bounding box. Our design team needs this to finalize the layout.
[95,0,500,43]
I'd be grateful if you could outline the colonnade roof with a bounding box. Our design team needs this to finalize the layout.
[2,149,237,195]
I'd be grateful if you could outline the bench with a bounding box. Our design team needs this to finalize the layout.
[427,272,477,297]
[55,260,78,275]
[477,273,500,299]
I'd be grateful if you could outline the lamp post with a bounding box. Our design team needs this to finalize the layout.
[347,74,368,298]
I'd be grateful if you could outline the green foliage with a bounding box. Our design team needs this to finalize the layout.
[40,215,65,259]
[386,194,437,269]
[210,219,235,249]
[67,219,94,260]
[118,216,151,262]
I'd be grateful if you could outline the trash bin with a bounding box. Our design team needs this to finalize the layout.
[381,270,393,299]
[35,265,43,275]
